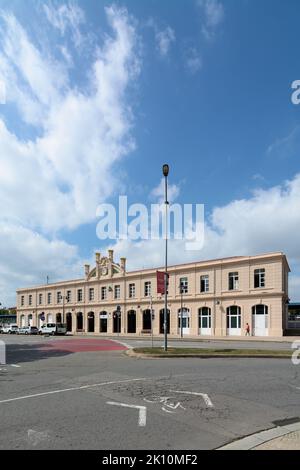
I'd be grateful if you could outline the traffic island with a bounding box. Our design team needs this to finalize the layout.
[127,347,292,359]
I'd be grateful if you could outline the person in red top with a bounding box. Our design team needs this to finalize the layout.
[245,323,250,336]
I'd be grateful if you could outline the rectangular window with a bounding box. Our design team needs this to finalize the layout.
[47,292,52,304]
[254,268,265,288]
[179,277,188,294]
[200,275,209,293]
[101,286,107,300]
[77,289,83,302]
[66,290,71,303]
[229,272,239,290]
[129,283,135,298]
[29,294,32,306]
[89,288,94,301]
[57,291,62,304]
[144,281,151,297]
[114,285,120,299]
[21,295,24,306]
[38,293,43,305]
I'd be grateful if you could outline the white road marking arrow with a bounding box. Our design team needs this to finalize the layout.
[170,390,214,408]
[106,401,147,427]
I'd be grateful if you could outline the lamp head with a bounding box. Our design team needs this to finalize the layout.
[162,164,169,177]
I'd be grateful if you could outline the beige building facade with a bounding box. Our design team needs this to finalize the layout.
[16,250,290,337]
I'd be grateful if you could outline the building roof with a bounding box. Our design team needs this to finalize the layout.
[16,251,290,292]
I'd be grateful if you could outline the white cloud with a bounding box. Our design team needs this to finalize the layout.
[197,0,224,40]
[0,224,82,307]
[107,173,300,301]
[0,4,141,305]
[185,47,202,74]
[44,1,85,47]
[0,5,141,232]
[155,26,175,57]
[147,19,175,58]
[150,178,180,204]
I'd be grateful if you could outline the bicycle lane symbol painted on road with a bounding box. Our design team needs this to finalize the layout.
[143,396,186,414]
[144,390,214,414]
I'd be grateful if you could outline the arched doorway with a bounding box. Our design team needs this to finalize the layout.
[198,307,211,335]
[47,313,53,323]
[127,310,136,333]
[56,313,62,323]
[28,314,33,326]
[20,315,26,327]
[178,308,190,335]
[142,309,151,331]
[252,305,268,336]
[99,311,108,333]
[88,312,95,333]
[77,312,83,332]
[66,312,72,332]
[113,311,121,333]
[226,306,241,336]
[159,309,170,334]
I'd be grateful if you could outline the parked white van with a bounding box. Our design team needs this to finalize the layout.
[39,323,67,336]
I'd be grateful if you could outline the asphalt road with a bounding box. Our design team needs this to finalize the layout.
[0,335,300,450]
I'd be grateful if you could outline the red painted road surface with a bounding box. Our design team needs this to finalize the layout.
[38,338,127,353]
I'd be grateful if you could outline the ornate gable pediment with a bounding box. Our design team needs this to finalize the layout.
[86,251,125,281]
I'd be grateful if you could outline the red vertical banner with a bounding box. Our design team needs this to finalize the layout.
[156,271,166,294]
[157,271,169,294]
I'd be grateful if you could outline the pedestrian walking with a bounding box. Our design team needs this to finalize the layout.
[245,323,250,336]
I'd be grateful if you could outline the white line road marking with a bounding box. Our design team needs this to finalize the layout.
[0,377,148,405]
[11,364,21,368]
[107,401,147,427]
[170,390,214,408]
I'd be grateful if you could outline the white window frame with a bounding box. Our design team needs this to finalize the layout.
[180,277,188,294]
[229,272,239,291]
[101,286,107,300]
[77,289,83,302]
[254,268,265,288]
[200,275,209,293]
[89,288,94,301]
[129,283,135,298]
[47,293,52,304]
[66,290,71,303]
[114,285,121,299]
[144,281,151,297]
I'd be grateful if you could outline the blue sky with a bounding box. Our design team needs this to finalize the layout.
[1,0,300,305]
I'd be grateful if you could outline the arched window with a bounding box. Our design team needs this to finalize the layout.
[198,307,212,335]
[252,305,268,336]
[159,309,170,334]
[88,312,95,333]
[226,306,241,335]
[99,311,108,333]
[77,312,83,331]
[127,310,136,333]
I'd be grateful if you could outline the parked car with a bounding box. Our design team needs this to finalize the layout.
[2,324,19,334]
[18,326,39,335]
[39,323,67,336]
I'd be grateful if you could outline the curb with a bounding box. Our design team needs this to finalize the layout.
[125,350,291,359]
[218,421,300,450]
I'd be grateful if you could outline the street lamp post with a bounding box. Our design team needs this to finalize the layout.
[162,163,169,352]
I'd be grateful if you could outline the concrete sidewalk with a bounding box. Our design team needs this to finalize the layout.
[219,421,300,450]
[254,431,300,450]
[101,334,300,343]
